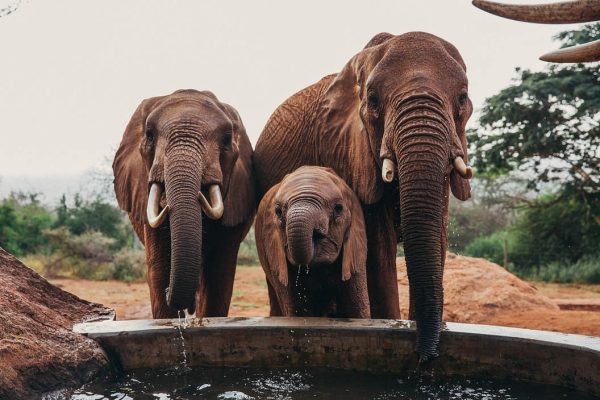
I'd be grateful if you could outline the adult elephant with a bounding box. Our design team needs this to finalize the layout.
[254,32,473,362]
[113,89,255,318]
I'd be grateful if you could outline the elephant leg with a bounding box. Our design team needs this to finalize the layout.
[364,201,401,319]
[201,223,247,317]
[267,280,283,316]
[144,225,178,319]
[337,272,371,318]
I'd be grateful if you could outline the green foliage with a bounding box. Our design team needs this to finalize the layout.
[98,249,146,282]
[511,255,600,284]
[43,227,115,278]
[469,23,600,197]
[54,194,130,249]
[464,230,509,267]
[508,194,600,269]
[0,192,53,256]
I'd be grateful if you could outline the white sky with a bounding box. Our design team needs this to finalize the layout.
[0,0,583,178]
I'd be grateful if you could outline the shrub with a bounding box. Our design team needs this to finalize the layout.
[464,231,510,267]
[42,228,115,278]
[512,255,600,284]
[105,249,146,282]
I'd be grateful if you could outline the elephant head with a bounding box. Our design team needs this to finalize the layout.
[319,32,473,362]
[259,166,366,286]
[113,89,254,313]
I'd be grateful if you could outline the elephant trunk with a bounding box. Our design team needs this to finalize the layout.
[164,143,204,312]
[286,202,319,266]
[392,95,449,363]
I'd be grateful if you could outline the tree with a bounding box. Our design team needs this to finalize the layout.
[468,23,600,269]
[53,194,130,249]
[0,192,53,256]
[469,23,600,201]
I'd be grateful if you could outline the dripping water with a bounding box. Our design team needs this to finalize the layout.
[176,310,190,373]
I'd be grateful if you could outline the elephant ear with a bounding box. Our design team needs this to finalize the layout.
[320,43,388,205]
[440,38,472,202]
[255,185,289,286]
[219,104,256,227]
[449,96,472,201]
[339,179,368,281]
[112,96,163,222]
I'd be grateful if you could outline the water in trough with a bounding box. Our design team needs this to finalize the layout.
[69,366,595,399]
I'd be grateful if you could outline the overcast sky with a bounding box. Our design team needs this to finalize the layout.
[0,0,583,179]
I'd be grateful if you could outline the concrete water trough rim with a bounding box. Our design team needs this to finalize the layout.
[74,317,600,397]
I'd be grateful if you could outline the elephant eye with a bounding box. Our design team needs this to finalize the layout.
[146,129,155,144]
[458,93,468,107]
[333,203,343,216]
[274,204,283,219]
[367,93,380,109]
[222,131,232,148]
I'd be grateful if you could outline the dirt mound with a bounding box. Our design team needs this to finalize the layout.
[0,248,114,399]
[397,253,559,323]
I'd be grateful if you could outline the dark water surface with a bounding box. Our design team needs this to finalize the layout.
[68,367,595,400]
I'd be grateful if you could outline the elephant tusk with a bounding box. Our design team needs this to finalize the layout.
[472,0,600,24]
[382,158,395,183]
[453,157,473,179]
[147,183,170,228]
[198,185,224,220]
[540,39,600,63]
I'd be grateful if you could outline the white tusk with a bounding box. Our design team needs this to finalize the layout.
[147,183,170,228]
[382,158,395,183]
[453,157,473,179]
[198,185,224,220]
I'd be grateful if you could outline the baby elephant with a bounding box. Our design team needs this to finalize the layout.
[255,166,370,318]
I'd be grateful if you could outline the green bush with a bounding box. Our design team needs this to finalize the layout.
[0,192,53,256]
[508,195,600,270]
[464,231,510,267]
[101,249,146,282]
[42,228,115,278]
[512,255,600,284]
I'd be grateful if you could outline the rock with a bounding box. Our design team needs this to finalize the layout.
[397,253,559,323]
[0,247,114,399]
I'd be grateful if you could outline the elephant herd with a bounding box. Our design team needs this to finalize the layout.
[107,0,600,365]
[113,31,474,363]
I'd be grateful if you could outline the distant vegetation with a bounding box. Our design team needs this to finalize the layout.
[0,190,258,282]
[462,22,600,284]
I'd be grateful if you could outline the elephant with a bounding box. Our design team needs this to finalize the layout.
[254,32,473,362]
[113,89,255,318]
[255,166,370,318]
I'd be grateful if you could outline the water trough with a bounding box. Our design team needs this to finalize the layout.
[74,317,600,397]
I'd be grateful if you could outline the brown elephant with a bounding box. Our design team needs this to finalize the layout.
[254,32,473,362]
[255,166,370,318]
[113,89,255,318]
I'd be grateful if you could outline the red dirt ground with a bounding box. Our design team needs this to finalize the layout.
[51,254,600,336]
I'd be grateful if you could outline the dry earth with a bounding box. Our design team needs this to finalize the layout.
[0,248,113,399]
[52,253,600,336]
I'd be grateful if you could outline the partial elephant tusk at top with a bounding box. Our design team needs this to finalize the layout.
[198,185,224,220]
[472,0,600,24]
[453,157,473,179]
[147,183,170,228]
[382,158,395,183]
[540,39,600,63]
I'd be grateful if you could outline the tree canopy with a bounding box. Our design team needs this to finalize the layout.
[469,23,600,202]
